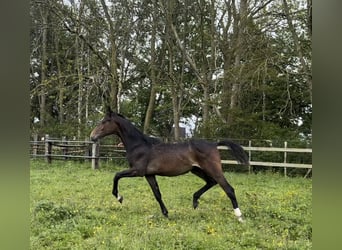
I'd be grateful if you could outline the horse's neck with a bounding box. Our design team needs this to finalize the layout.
[117,120,148,152]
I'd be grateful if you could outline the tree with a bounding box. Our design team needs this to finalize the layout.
[143,0,158,135]
[99,0,120,111]
[282,0,312,102]
[29,0,311,143]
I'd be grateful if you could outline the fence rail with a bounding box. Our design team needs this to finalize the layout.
[30,135,312,177]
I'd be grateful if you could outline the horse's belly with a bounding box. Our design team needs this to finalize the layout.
[146,159,194,176]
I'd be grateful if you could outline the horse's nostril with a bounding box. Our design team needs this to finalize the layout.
[90,136,98,142]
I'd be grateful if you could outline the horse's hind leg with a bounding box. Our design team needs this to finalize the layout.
[201,159,243,222]
[145,175,169,218]
[191,167,217,209]
[214,174,243,222]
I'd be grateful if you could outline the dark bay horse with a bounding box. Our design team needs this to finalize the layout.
[90,108,249,222]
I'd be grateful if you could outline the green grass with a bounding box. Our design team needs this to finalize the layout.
[30,160,312,249]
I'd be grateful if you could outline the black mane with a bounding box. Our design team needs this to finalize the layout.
[114,112,162,146]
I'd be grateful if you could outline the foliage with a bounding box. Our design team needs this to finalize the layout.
[30,0,312,142]
[30,160,312,249]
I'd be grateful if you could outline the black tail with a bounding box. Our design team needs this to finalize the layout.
[217,140,249,165]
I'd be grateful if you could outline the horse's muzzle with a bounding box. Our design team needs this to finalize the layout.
[89,129,99,142]
[89,131,99,142]
[90,136,98,142]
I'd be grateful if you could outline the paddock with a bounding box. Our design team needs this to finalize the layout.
[30,160,312,249]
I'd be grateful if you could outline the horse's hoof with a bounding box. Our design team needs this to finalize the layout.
[162,211,169,218]
[117,195,123,203]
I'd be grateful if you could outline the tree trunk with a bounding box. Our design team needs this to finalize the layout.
[144,0,158,135]
[54,29,64,124]
[100,0,119,111]
[229,0,247,125]
[166,0,180,141]
[201,80,210,137]
[85,47,91,124]
[75,35,83,138]
[166,1,212,137]
[39,5,48,127]
[219,0,234,123]
[75,1,85,138]
[307,0,312,38]
[171,86,180,141]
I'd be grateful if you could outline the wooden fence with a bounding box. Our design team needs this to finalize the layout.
[30,135,312,177]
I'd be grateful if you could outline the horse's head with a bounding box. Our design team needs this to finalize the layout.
[90,107,121,142]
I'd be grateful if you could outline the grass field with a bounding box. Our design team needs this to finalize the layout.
[30,160,312,249]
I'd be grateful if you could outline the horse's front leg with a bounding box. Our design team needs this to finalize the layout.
[145,175,169,218]
[112,168,140,203]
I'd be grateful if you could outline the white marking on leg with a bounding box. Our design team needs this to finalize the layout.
[234,208,244,222]
[117,194,122,201]
[234,208,242,217]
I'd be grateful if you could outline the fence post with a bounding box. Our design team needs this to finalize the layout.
[85,137,91,162]
[62,136,68,160]
[284,141,287,177]
[248,140,252,174]
[32,134,38,158]
[45,134,52,164]
[92,142,99,169]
